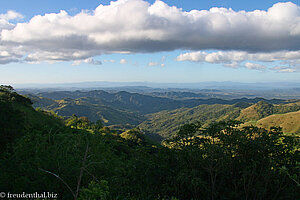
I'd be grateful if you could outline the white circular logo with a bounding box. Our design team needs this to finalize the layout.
[0,192,6,198]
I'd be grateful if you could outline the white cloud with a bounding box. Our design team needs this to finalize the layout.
[176,50,300,63]
[1,1,300,64]
[148,55,166,67]
[176,50,300,71]
[0,10,23,21]
[0,10,23,30]
[120,59,127,64]
[148,61,159,66]
[244,62,266,70]
[72,58,102,66]
[148,60,166,67]
[271,66,300,73]
[223,62,240,68]
[103,59,115,63]
[0,10,24,64]
[0,44,24,64]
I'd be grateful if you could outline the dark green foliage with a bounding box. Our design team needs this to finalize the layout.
[233,101,252,108]
[30,90,294,125]
[0,86,32,106]
[139,104,242,139]
[274,103,300,114]
[255,101,275,118]
[164,121,300,200]
[32,96,145,126]
[120,128,146,144]
[255,100,300,118]
[0,86,33,153]
[0,85,14,93]
[0,100,24,153]
[65,114,92,129]
[0,90,299,200]
[78,181,109,200]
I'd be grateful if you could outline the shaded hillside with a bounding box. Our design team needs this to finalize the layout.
[1,88,299,200]
[140,100,300,139]
[139,104,242,138]
[29,95,145,125]
[35,90,185,114]
[54,98,144,125]
[35,90,292,114]
[27,90,300,138]
[0,86,64,153]
[27,90,296,127]
[26,94,59,109]
[238,101,300,122]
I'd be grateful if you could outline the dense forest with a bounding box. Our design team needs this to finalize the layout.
[27,89,300,140]
[1,86,299,199]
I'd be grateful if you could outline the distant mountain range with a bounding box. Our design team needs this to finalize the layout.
[13,81,300,90]
[26,89,300,140]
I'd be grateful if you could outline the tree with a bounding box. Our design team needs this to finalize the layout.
[165,121,300,200]
[91,120,103,132]
[0,85,14,92]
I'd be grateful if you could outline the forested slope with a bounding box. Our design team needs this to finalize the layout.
[139,104,242,138]
[27,90,299,132]
[1,87,299,199]
[140,101,300,139]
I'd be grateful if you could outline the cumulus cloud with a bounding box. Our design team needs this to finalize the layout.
[176,50,300,71]
[0,10,24,64]
[244,62,266,70]
[0,10,23,30]
[177,50,300,63]
[72,58,102,66]
[1,0,300,65]
[0,10,23,21]
[0,44,25,64]
[120,59,127,64]
[271,65,300,73]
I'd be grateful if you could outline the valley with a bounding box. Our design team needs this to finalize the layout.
[23,88,300,141]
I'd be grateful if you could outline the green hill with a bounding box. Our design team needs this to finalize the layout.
[52,98,144,125]
[28,90,297,129]
[139,104,241,138]
[1,87,299,200]
[27,90,300,139]
[139,100,300,139]
[28,95,145,125]
[0,86,65,153]
[238,101,300,122]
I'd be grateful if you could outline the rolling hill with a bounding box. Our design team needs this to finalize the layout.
[253,110,300,134]
[28,95,145,125]
[25,90,300,139]
[139,104,242,138]
[2,87,299,200]
[139,101,300,139]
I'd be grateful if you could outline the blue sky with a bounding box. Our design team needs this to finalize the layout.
[0,0,300,84]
